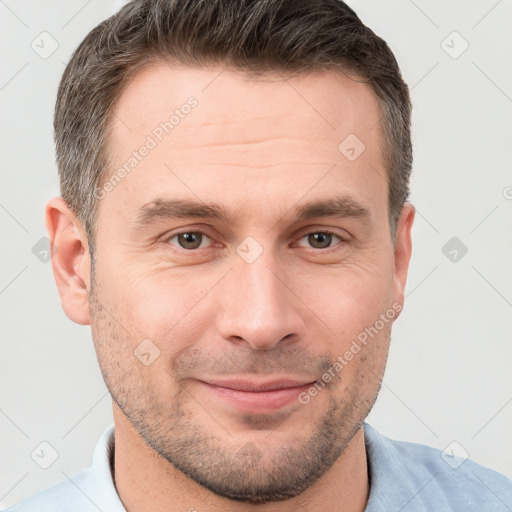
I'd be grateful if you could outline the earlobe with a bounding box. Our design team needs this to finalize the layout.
[392,203,415,311]
[45,197,92,325]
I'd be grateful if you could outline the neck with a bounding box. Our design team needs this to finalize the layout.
[112,404,369,512]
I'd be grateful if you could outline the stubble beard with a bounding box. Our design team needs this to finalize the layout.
[88,274,385,504]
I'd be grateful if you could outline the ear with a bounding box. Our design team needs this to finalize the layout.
[392,203,415,312]
[45,197,92,325]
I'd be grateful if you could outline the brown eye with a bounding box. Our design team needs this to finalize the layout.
[308,232,333,248]
[169,231,210,250]
[297,231,344,249]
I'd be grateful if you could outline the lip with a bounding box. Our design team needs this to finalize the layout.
[197,378,315,414]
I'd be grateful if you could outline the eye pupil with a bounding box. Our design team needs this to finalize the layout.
[178,232,202,249]
[308,232,332,249]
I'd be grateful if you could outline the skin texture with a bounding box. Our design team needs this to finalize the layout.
[47,63,414,512]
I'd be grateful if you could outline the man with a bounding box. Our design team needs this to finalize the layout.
[7,0,512,510]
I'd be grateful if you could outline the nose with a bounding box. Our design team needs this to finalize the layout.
[214,251,306,351]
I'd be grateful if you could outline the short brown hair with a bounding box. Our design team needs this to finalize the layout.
[54,0,412,250]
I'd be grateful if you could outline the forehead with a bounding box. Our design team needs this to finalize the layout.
[110,62,382,147]
[101,62,386,227]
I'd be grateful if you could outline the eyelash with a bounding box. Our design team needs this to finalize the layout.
[163,228,348,252]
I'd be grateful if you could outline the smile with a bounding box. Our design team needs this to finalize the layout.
[197,378,316,414]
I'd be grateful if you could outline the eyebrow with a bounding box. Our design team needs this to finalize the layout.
[133,195,370,229]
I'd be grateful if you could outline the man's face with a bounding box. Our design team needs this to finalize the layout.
[87,63,412,503]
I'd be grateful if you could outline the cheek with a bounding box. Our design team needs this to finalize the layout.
[292,262,394,342]
[106,266,223,352]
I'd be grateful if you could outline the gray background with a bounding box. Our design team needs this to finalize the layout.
[1,0,511,508]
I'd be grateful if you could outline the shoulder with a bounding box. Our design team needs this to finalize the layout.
[4,425,123,512]
[363,423,512,511]
[4,470,93,512]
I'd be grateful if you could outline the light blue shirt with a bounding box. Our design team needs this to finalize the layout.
[6,423,512,511]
